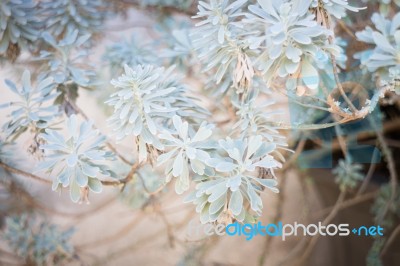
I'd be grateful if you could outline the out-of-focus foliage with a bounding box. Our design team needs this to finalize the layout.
[119,165,165,208]
[311,0,364,19]
[38,0,111,38]
[355,12,400,79]
[37,29,95,87]
[140,0,194,10]
[371,184,400,229]
[0,0,41,61]
[366,237,385,266]
[333,157,364,191]
[103,36,156,76]
[0,70,59,140]
[1,214,75,266]
[362,0,400,16]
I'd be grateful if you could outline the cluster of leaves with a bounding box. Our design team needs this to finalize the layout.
[106,64,206,163]
[157,115,214,194]
[355,12,400,80]
[311,0,364,19]
[0,0,41,61]
[371,184,400,229]
[0,70,59,140]
[0,0,398,238]
[1,214,75,266]
[192,0,256,95]
[37,29,95,88]
[140,0,194,11]
[38,0,112,38]
[0,0,113,62]
[333,157,364,191]
[37,115,116,203]
[366,237,386,266]
[362,0,400,16]
[185,136,281,223]
[102,36,157,76]
[246,0,338,94]
[191,0,364,97]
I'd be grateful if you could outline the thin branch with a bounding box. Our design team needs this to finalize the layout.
[322,10,358,113]
[266,119,351,131]
[136,171,167,195]
[0,161,51,184]
[357,146,380,196]
[281,139,306,171]
[277,190,347,266]
[337,20,356,39]
[258,166,288,266]
[0,160,139,188]
[102,161,140,187]
[156,208,176,248]
[313,190,378,219]
[330,60,354,111]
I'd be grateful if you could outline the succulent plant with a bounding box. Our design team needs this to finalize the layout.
[0,0,41,61]
[311,0,365,19]
[1,70,59,140]
[39,0,111,38]
[246,0,340,93]
[192,0,255,94]
[37,29,95,88]
[333,157,364,191]
[186,135,282,224]
[103,36,156,76]
[37,114,116,203]
[355,12,400,79]
[106,64,206,163]
[140,0,194,10]
[158,115,214,194]
[2,214,74,266]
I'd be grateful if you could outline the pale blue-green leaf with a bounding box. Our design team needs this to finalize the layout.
[301,60,319,90]
[70,180,81,203]
[172,151,184,177]
[229,190,243,215]
[209,194,226,214]
[215,161,236,172]
[88,178,103,193]
[66,154,78,167]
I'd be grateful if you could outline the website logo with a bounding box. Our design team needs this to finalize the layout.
[186,220,384,241]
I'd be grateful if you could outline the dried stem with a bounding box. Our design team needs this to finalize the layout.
[277,190,347,266]
[298,190,347,264]
[0,160,139,188]
[313,190,378,219]
[357,146,380,196]
[0,161,51,184]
